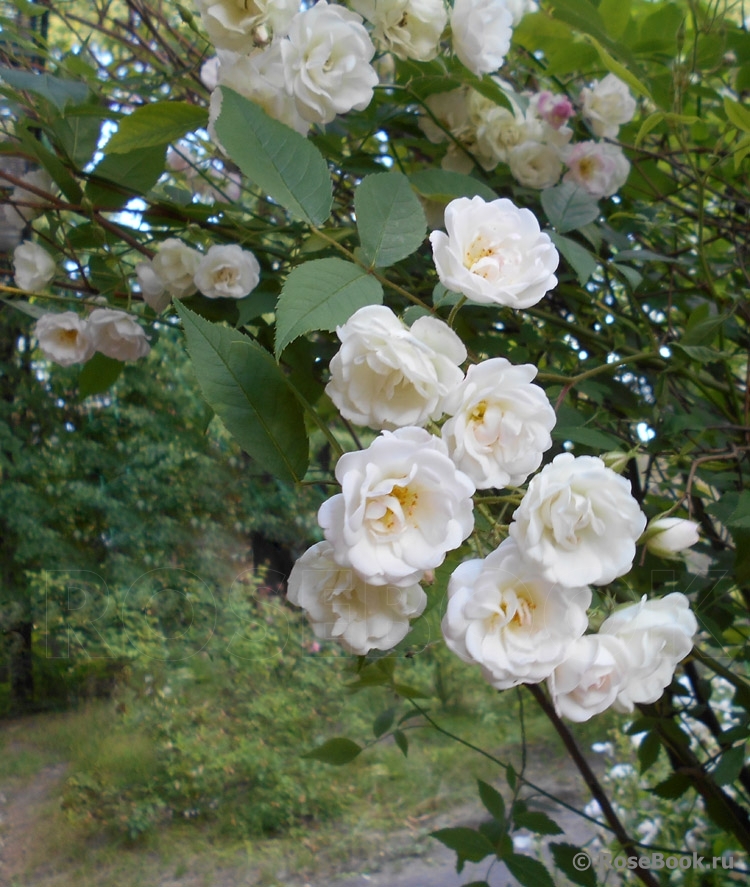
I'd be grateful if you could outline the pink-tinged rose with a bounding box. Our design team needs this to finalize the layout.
[563,141,630,199]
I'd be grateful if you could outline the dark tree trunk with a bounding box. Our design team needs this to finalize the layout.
[8,619,34,709]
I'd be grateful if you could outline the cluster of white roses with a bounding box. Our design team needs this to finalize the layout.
[136,237,261,313]
[421,72,635,198]
[287,194,699,721]
[198,0,539,138]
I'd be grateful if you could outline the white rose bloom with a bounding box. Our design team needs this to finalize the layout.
[34,312,95,367]
[287,540,427,655]
[325,305,466,431]
[135,260,170,313]
[509,453,647,587]
[353,0,447,61]
[430,196,559,308]
[442,539,592,689]
[599,593,698,712]
[419,87,472,144]
[196,0,298,50]
[10,169,54,222]
[580,74,637,139]
[318,427,475,587]
[451,0,513,76]
[473,104,535,169]
[88,308,151,362]
[504,0,538,25]
[210,46,311,138]
[644,517,701,558]
[280,1,378,125]
[508,141,563,189]
[548,634,631,722]
[200,56,220,91]
[442,358,555,489]
[563,141,630,199]
[151,238,202,299]
[13,240,56,292]
[194,243,261,299]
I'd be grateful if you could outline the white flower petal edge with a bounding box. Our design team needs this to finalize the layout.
[287,540,426,655]
[441,357,555,489]
[34,312,95,367]
[430,196,559,308]
[509,452,647,587]
[318,427,475,587]
[451,0,513,76]
[88,308,151,362]
[442,538,592,689]
[599,592,698,712]
[13,240,56,293]
[325,305,466,431]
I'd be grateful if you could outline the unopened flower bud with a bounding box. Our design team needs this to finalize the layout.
[644,517,700,558]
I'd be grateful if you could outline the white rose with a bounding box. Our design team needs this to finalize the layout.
[287,540,427,655]
[193,243,261,299]
[13,240,56,292]
[643,517,701,558]
[135,260,170,313]
[33,312,95,367]
[451,0,513,76]
[196,0,298,50]
[419,87,472,145]
[10,169,54,222]
[563,141,630,199]
[325,305,466,431]
[473,104,536,169]
[88,308,151,362]
[210,46,311,138]
[508,141,563,189]
[280,1,378,125]
[430,196,559,308]
[441,358,555,489]
[548,634,631,722]
[353,0,447,61]
[151,238,202,299]
[509,453,647,587]
[200,56,220,91]
[599,593,698,712]
[318,427,475,587]
[503,0,537,25]
[580,73,637,139]
[442,538,592,689]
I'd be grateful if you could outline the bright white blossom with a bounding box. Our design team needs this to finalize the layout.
[451,0,513,76]
[442,538,591,689]
[644,517,701,559]
[325,305,466,431]
[599,593,698,712]
[563,140,630,199]
[580,74,637,139]
[151,238,202,299]
[509,453,647,587]
[88,308,151,362]
[196,0,298,51]
[136,261,170,313]
[508,141,563,189]
[318,427,475,587]
[441,358,555,489]
[472,100,542,169]
[34,312,95,367]
[430,196,559,308]
[194,243,261,299]
[280,1,378,125]
[287,540,426,655]
[13,240,56,292]
[352,0,447,61]
[548,633,631,722]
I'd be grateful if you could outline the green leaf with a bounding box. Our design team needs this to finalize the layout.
[541,183,600,233]
[504,852,556,887]
[672,344,734,363]
[215,88,332,225]
[584,35,654,102]
[176,303,309,484]
[86,144,167,208]
[712,745,746,785]
[728,492,750,531]
[550,843,597,887]
[513,810,564,836]
[724,98,750,134]
[275,258,382,358]
[651,773,692,799]
[430,827,495,866]
[549,232,598,285]
[105,101,207,154]
[637,731,661,774]
[681,313,728,347]
[393,729,409,757]
[553,425,622,450]
[88,256,124,295]
[409,169,497,203]
[301,737,363,765]
[373,708,396,739]
[0,66,89,110]
[50,110,103,169]
[354,172,426,268]
[635,111,665,147]
[599,0,630,39]
[477,779,505,823]
[78,353,123,398]
[16,127,83,203]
